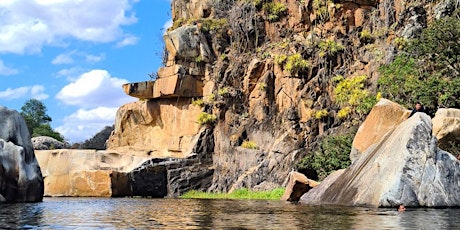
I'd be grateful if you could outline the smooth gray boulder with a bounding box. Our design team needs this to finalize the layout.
[301,113,460,207]
[0,106,44,202]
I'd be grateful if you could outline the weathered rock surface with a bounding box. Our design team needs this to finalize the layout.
[281,172,319,202]
[163,25,211,62]
[32,136,70,150]
[36,128,214,197]
[301,113,460,207]
[106,99,203,158]
[350,99,411,162]
[0,106,44,202]
[432,108,460,157]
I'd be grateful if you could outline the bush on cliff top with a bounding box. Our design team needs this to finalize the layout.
[378,16,460,112]
[296,132,354,181]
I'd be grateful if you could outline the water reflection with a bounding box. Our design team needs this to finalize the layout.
[0,198,458,229]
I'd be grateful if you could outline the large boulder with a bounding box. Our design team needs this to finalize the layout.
[0,106,44,202]
[281,172,319,202]
[163,25,212,62]
[301,113,460,207]
[350,99,411,162]
[432,108,460,157]
[32,136,69,150]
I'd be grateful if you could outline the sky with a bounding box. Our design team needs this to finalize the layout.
[0,0,173,143]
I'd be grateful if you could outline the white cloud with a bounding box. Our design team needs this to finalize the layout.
[0,60,18,75]
[56,69,135,108]
[85,54,105,63]
[56,107,118,143]
[52,51,105,65]
[52,52,74,65]
[0,85,48,100]
[116,34,139,47]
[0,0,139,54]
[56,67,85,79]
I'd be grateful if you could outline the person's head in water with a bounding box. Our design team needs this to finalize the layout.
[398,204,406,212]
[415,102,422,111]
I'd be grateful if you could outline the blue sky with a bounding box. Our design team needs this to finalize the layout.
[0,0,172,143]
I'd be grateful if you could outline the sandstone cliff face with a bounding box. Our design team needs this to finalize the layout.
[110,0,459,194]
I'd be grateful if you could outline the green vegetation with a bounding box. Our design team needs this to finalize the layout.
[314,109,328,119]
[20,99,64,142]
[297,132,354,181]
[359,29,372,42]
[337,106,352,119]
[318,39,344,57]
[170,18,228,32]
[378,16,460,112]
[275,53,310,74]
[285,53,310,74]
[333,75,377,116]
[197,112,217,125]
[274,54,287,65]
[258,83,267,91]
[180,188,285,200]
[312,0,333,22]
[263,2,288,22]
[241,140,258,149]
[218,87,229,96]
[192,98,204,107]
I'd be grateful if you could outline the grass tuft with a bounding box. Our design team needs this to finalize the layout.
[180,188,285,200]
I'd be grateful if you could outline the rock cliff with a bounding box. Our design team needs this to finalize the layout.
[109,0,459,194]
[0,106,44,202]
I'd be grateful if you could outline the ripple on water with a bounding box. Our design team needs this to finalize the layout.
[0,198,458,229]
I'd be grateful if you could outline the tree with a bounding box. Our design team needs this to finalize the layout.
[20,99,64,142]
[378,15,460,112]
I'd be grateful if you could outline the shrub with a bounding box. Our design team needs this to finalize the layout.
[218,87,229,96]
[197,112,217,125]
[314,109,328,119]
[258,83,267,91]
[192,98,204,107]
[241,140,258,149]
[337,106,351,119]
[263,2,288,22]
[333,75,376,116]
[274,54,287,65]
[318,39,344,57]
[359,29,372,41]
[312,0,333,22]
[296,133,354,181]
[285,53,310,74]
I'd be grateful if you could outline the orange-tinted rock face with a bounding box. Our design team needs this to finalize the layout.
[106,100,203,158]
[432,108,460,155]
[351,99,411,162]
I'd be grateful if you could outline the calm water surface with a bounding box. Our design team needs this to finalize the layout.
[0,197,458,229]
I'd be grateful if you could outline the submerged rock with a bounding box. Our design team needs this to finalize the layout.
[0,106,44,202]
[301,113,460,207]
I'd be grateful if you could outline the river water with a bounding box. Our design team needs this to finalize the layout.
[0,197,458,229]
